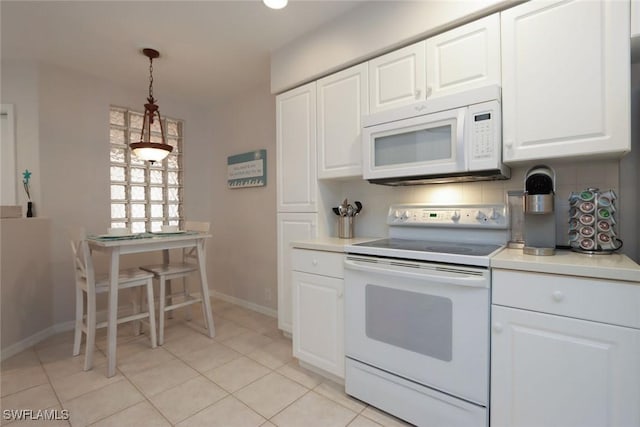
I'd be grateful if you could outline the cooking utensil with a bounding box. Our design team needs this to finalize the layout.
[354,201,362,214]
[332,207,340,216]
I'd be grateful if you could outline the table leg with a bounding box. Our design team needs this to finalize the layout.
[196,239,215,337]
[106,247,120,378]
[163,249,173,319]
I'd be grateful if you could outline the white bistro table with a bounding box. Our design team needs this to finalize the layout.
[88,232,215,377]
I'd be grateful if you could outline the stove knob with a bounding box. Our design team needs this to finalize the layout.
[451,211,461,222]
[490,208,502,220]
[475,210,487,221]
[403,210,411,220]
[393,210,401,220]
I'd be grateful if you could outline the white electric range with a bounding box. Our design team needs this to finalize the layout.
[344,204,508,427]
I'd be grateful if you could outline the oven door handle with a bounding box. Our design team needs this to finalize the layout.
[344,259,488,288]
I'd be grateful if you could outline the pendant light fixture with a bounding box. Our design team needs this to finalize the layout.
[130,48,173,163]
[263,0,287,9]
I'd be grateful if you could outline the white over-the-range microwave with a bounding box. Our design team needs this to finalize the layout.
[362,85,510,185]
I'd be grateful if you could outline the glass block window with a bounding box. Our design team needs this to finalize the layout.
[109,106,184,232]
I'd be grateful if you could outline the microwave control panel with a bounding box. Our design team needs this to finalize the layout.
[468,100,501,161]
[472,112,494,158]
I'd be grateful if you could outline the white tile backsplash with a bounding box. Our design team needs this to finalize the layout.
[334,159,620,244]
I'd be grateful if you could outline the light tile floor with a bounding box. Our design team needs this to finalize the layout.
[1,299,412,427]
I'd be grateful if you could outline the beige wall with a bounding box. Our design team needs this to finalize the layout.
[0,218,52,351]
[208,82,277,313]
[1,60,218,335]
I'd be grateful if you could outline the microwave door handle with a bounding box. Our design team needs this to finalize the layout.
[344,259,488,288]
[456,108,466,170]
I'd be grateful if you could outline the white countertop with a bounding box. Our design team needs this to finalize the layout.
[291,237,379,253]
[492,248,640,283]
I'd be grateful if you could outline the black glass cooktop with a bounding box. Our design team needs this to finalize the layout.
[354,238,501,257]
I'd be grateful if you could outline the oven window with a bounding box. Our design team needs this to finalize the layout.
[374,124,453,167]
[365,284,452,361]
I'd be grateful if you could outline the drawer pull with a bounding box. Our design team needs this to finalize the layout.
[312,259,318,266]
[552,291,564,302]
[493,322,503,333]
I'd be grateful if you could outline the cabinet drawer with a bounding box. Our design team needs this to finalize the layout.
[292,249,344,278]
[493,270,640,329]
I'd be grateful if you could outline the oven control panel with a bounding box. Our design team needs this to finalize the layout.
[387,204,508,229]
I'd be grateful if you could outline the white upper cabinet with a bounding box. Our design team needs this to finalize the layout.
[317,63,368,179]
[276,82,317,212]
[426,14,501,100]
[501,0,630,163]
[368,41,426,114]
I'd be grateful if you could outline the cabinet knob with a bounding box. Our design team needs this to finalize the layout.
[414,89,421,99]
[552,291,564,302]
[312,259,318,266]
[493,322,503,333]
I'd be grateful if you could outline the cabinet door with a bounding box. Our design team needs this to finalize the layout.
[292,271,344,378]
[501,0,630,163]
[277,213,318,333]
[491,305,640,427]
[317,63,368,179]
[426,14,500,99]
[276,82,317,212]
[368,41,426,114]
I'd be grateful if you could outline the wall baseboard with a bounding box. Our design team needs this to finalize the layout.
[1,321,74,361]
[1,293,276,361]
[211,290,277,318]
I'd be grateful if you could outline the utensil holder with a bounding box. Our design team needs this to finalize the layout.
[338,216,354,239]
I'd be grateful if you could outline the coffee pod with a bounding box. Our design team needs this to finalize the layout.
[598,196,611,208]
[600,189,617,201]
[568,192,581,204]
[579,238,595,251]
[579,213,595,225]
[579,190,595,201]
[568,230,580,243]
[579,201,595,213]
[597,208,612,220]
[579,225,595,238]
[597,233,615,250]
[569,218,579,230]
[597,221,611,232]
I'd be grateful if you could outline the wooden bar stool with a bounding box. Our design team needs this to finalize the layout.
[140,221,210,345]
[70,227,157,371]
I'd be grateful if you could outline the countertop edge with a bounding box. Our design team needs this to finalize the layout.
[491,248,640,283]
[291,237,380,253]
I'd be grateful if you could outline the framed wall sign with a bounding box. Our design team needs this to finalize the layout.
[227,149,267,189]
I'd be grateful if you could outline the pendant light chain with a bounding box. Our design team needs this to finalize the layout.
[148,56,154,100]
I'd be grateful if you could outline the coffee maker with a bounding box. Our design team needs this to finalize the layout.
[523,165,556,255]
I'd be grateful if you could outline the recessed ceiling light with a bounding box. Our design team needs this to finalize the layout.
[263,0,288,10]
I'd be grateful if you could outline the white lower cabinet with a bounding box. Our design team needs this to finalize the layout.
[277,214,318,334]
[491,270,640,427]
[291,248,345,378]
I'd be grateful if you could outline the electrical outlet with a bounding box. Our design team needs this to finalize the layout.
[265,288,272,301]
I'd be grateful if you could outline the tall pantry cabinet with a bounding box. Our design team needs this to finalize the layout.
[276,82,318,334]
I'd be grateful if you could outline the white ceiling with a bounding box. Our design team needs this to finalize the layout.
[1,0,366,106]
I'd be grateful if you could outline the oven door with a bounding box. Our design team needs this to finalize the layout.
[362,107,466,180]
[344,255,490,405]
